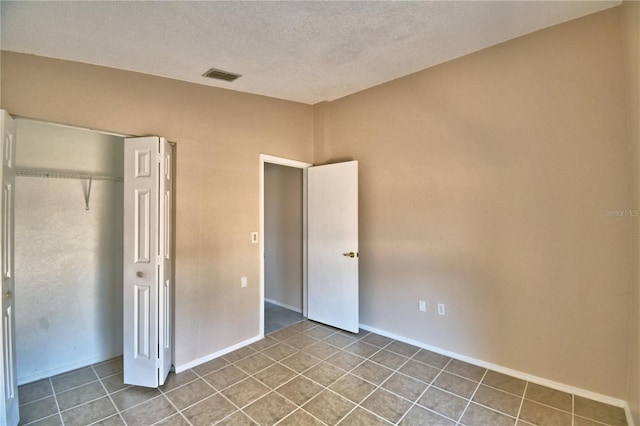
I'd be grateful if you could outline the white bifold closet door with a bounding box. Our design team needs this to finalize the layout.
[0,110,18,426]
[123,137,172,388]
[307,161,359,333]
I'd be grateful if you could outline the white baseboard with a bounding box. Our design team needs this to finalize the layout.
[265,298,303,314]
[359,323,634,426]
[175,334,263,373]
[17,351,123,386]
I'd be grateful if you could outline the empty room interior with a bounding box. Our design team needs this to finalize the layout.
[1,1,639,425]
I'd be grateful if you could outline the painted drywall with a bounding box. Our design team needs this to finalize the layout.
[14,119,124,383]
[622,0,640,422]
[0,52,314,368]
[319,7,633,400]
[264,163,303,312]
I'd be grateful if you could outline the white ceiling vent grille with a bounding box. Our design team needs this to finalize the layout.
[202,68,242,82]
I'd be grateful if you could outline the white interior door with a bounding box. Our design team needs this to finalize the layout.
[0,110,18,426]
[308,161,359,333]
[123,136,172,388]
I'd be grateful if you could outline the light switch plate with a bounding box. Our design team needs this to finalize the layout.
[241,277,248,288]
[251,232,259,244]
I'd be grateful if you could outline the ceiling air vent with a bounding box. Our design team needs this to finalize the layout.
[202,68,242,82]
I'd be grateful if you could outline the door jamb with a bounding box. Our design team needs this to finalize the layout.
[259,154,312,337]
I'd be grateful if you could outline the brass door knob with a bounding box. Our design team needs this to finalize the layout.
[342,252,357,258]
[136,271,144,278]
[5,290,11,299]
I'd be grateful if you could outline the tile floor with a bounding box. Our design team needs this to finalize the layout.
[264,302,304,335]
[18,320,627,426]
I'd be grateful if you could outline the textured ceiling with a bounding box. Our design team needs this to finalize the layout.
[0,1,621,105]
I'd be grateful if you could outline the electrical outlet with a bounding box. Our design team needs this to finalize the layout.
[419,300,426,312]
[437,304,445,315]
[241,277,248,288]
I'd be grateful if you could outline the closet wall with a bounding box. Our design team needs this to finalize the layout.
[15,119,124,384]
[264,163,303,312]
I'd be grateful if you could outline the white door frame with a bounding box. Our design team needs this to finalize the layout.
[259,154,312,337]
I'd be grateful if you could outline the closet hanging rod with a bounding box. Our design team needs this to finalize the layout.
[15,168,123,182]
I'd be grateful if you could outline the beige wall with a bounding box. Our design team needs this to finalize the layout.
[622,0,640,422]
[319,7,633,400]
[0,52,314,368]
[264,163,303,311]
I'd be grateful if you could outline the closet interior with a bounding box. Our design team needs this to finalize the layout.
[14,119,125,385]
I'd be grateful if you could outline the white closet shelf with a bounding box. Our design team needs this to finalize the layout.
[15,168,123,182]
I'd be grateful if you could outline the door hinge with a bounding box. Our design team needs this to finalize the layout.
[156,358,161,369]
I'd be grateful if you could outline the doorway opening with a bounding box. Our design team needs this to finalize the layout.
[259,155,311,336]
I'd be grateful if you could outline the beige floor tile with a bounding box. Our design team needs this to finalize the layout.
[249,336,279,351]
[413,349,451,369]
[262,343,299,361]
[518,399,572,426]
[269,327,300,341]
[60,396,117,426]
[445,359,486,382]
[100,373,129,394]
[370,349,409,370]
[164,379,215,410]
[382,372,428,401]
[221,378,270,407]
[192,357,229,376]
[303,326,336,340]
[418,385,468,421]
[216,411,257,425]
[159,369,198,392]
[344,341,381,358]
[303,390,355,425]
[18,379,53,405]
[223,346,257,363]
[351,360,394,385]
[110,385,161,411]
[399,359,440,384]
[303,362,347,387]
[244,392,297,425]
[154,413,191,426]
[51,367,98,393]
[19,396,59,424]
[361,388,413,423]
[92,414,125,425]
[203,365,248,391]
[93,358,123,378]
[399,405,456,426]
[323,333,359,348]
[56,380,106,411]
[433,371,478,399]
[121,395,176,426]
[574,396,627,425]
[482,370,526,396]
[472,384,522,417]
[302,341,340,359]
[574,416,609,426]
[524,383,572,412]
[234,353,275,375]
[385,341,421,358]
[329,374,376,404]
[361,333,394,348]
[277,409,325,426]
[23,414,63,426]
[285,333,319,350]
[340,407,391,425]
[325,351,365,371]
[280,351,321,373]
[460,403,515,426]
[254,364,297,389]
[277,376,323,405]
[182,394,236,426]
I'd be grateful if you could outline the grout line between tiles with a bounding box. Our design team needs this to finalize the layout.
[48,376,65,426]
[455,365,487,426]
[91,364,126,426]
